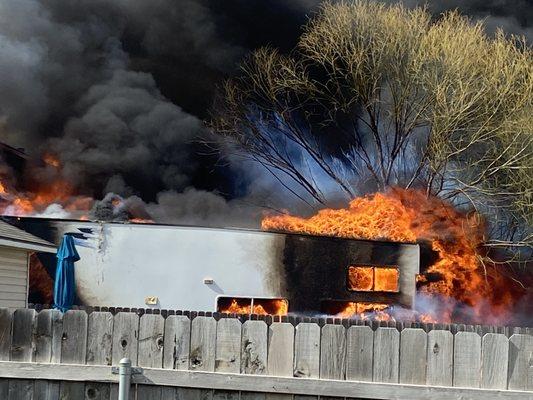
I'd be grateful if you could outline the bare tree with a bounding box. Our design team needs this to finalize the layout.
[210,1,532,251]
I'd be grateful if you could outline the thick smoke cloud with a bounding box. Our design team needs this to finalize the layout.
[0,0,226,199]
[51,69,203,193]
[0,0,530,226]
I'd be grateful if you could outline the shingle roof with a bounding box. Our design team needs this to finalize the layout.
[0,219,56,250]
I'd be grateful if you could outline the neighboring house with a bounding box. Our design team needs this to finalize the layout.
[0,219,56,308]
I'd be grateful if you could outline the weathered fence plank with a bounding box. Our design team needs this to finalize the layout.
[320,325,346,380]
[241,320,268,375]
[175,388,214,400]
[85,314,113,399]
[86,312,113,366]
[49,310,62,364]
[267,322,294,400]
[213,389,240,400]
[453,332,481,388]
[481,333,509,389]
[240,391,267,400]
[163,315,190,370]
[0,378,7,400]
[34,310,60,399]
[33,380,59,400]
[373,327,399,383]
[59,379,85,399]
[320,325,346,400]
[83,381,110,400]
[508,334,533,391]
[110,384,135,400]
[268,323,294,378]
[294,323,320,379]
[59,310,87,398]
[60,310,87,364]
[10,308,36,362]
[160,387,176,400]
[213,318,242,400]
[346,326,373,382]
[0,308,12,361]
[138,384,163,400]
[138,314,165,369]
[399,328,426,384]
[215,318,241,373]
[112,312,139,366]
[426,330,453,387]
[138,314,167,399]
[8,379,34,400]
[34,310,53,363]
[190,316,217,372]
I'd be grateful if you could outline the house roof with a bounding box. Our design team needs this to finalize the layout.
[0,219,56,253]
[0,141,28,159]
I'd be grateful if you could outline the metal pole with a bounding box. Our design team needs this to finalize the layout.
[118,358,132,400]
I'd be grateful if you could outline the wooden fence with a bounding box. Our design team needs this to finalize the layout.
[0,308,532,399]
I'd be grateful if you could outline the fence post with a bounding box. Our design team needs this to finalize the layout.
[118,358,132,400]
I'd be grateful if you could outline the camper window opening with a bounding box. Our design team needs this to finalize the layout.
[347,265,399,292]
[217,296,288,316]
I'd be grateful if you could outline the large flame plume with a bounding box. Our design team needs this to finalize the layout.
[0,154,152,222]
[0,154,93,218]
[262,188,526,324]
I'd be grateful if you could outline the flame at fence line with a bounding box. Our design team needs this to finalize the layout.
[219,298,289,316]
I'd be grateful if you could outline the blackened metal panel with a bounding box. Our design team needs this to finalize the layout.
[282,234,419,312]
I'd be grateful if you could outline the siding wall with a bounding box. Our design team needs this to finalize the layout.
[0,247,28,308]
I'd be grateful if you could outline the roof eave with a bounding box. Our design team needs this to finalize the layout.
[0,238,57,253]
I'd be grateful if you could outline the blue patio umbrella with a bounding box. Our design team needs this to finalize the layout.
[53,234,80,312]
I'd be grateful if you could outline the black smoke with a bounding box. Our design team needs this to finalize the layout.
[0,0,530,225]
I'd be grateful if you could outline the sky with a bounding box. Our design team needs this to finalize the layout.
[0,0,531,225]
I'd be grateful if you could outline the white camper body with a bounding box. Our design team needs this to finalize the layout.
[50,221,288,310]
[11,218,420,312]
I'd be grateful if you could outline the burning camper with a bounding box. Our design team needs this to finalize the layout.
[7,217,419,318]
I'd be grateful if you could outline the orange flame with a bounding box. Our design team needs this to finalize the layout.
[262,188,522,324]
[0,153,93,218]
[219,298,289,316]
[335,302,391,320]
[0,177,93,218]
[43,153,60,168]
[130,218,155,224]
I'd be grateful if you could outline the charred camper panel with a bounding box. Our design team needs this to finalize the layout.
[8,218,420,313]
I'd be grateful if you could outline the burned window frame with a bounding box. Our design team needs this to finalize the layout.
[346,265,400,293]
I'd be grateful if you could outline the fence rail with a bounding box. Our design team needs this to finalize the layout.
[0,308,532,399]
[1,362,532,400]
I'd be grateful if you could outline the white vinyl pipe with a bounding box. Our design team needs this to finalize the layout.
[118,358,132,400]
